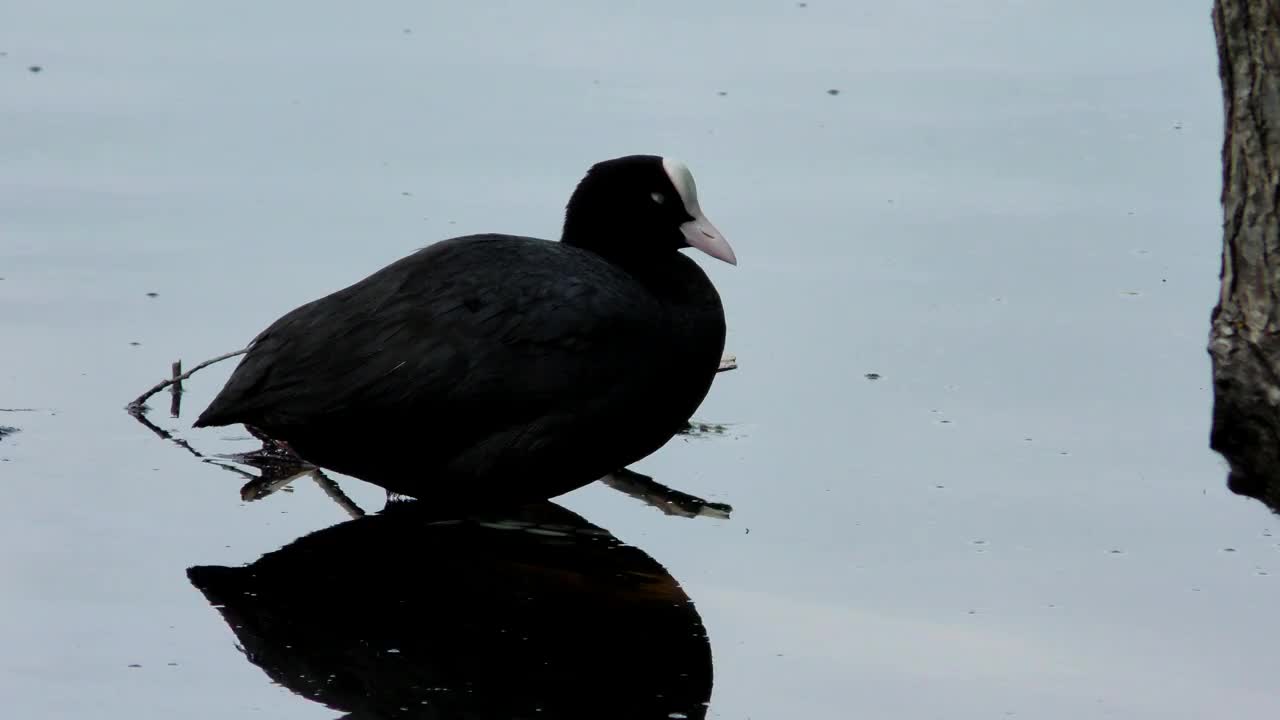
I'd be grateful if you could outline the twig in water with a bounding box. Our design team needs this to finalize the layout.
[169,360,183,418]
[130,408,207,460]
[126,348,246,413]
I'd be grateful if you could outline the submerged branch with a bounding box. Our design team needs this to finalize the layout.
[126,348,247,413]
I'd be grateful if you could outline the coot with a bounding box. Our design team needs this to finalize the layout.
[195,155,735,503]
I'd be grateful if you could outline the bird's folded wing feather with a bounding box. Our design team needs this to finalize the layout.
[202,237,663,434]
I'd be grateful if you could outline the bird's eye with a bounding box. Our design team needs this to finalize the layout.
[651,192,666,204]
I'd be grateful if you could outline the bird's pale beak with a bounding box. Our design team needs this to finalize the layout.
[680,213,737,266]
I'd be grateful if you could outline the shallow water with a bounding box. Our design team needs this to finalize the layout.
[4,1,1277,718]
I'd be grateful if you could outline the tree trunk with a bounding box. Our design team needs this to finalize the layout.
[1209,0,1280,512]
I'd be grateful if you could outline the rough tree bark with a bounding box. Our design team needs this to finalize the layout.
[1209,0,1280,512]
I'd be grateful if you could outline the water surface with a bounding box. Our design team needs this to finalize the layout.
[4,2,1276,718]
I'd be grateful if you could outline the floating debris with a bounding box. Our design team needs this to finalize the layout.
[864,372,880,380]
[826,88,839,96]
[680,421,732,438]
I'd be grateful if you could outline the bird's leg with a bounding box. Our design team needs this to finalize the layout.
[310,470,366,518]
[238,462,315,501]
[244,424,303,460]
[600,468,732,519]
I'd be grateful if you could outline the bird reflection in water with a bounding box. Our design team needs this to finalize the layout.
[188,482,720,719]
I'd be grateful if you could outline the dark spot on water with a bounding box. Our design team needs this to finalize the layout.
[403,28,412,34]
[972,539,986,545]
[717,90,728,97]
[0,426,17,442]
[938,419,951,424]
[129,341,141,347]
[145,292,158,298]
[28,65,41,73]
[167,662,178,667]
[1223,547,1237,553]
[1173,122,1182,130]
[401,191,412,196]
[863,372,880,380]
[826,88,839,96]
[1109,549,1124,554]
[127,664,141,668]
[797,2,808,7]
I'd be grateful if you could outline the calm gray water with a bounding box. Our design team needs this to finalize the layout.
[4,1,1277,718]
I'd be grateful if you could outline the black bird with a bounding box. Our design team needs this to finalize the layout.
[195,155,736,503]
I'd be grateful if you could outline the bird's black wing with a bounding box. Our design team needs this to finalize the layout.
[196,235,664,450]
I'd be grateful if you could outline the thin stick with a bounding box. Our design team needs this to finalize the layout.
[126,348,247,413]
[717,354,737,372]
[169,360,183,418]
[129,408,206,460]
